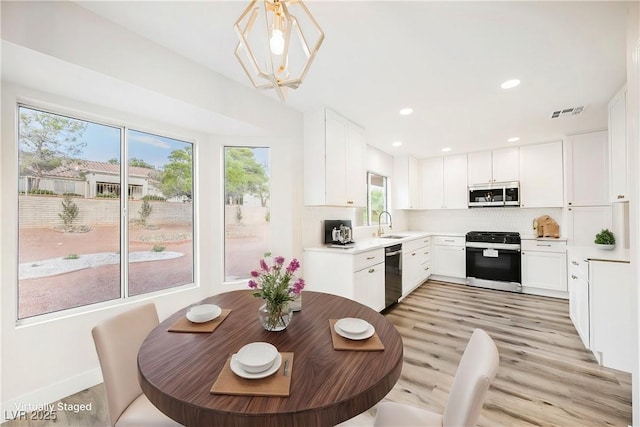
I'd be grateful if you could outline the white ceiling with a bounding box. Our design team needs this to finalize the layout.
[75,1,628,159]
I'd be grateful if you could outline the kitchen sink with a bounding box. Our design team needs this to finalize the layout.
[380,235,404,239]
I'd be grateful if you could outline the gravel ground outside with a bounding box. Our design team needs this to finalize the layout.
[17,223,269,318]
[17,225,193,318]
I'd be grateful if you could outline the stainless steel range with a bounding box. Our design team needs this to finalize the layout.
[465,231,522,292]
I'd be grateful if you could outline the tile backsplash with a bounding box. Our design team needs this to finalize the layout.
[303,206,562,248]
[407,207,564,236]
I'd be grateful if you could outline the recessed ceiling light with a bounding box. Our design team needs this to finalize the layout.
[399,107,414,116]
[442,147,452,152]
[501,79,521,89]
[392,141,403,147]
[508,137,520,142]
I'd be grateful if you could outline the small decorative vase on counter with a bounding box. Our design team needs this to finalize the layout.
[259,300,292,331]
[595,243,615,250]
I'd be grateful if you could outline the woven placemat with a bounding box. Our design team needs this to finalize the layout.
[210,352,294,397]
[167,309,232,333]
[329,319,385,351]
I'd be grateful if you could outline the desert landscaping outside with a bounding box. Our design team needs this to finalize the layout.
[18,200,270,319]
[18,223,194,319]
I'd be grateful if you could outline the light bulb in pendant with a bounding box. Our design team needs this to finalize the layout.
[270,29,285,55]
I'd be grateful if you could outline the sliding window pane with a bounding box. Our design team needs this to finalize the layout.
[127,130,194,296]
[224,147,270,281]
[18,106,121,319]
[368,172,388,225]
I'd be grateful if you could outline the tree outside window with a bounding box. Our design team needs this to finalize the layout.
[224,147,270,281]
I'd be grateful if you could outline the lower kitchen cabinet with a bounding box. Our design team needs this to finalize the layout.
[353,261,385,312]
[568,251,589,348]
[431,236,465,279]
[566,248,632,373]
[589,260,632,372]
[303,247,385,312]
[521,239,567,298]
[401,236,431,296]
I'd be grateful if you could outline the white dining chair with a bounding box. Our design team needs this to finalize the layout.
[92,303,183,427]
[374,328,499,427]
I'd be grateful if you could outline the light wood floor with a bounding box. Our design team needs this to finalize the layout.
[3,281,632,426]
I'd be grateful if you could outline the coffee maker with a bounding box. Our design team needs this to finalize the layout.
[324,220,355,246]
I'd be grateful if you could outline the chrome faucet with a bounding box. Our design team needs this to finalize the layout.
[377,210,393,236]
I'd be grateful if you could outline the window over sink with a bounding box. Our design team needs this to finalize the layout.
[365,172,389,226]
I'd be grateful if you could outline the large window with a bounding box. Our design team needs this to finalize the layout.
[223,147,270,281]
[366,172,389,226]
[17,105,194,319]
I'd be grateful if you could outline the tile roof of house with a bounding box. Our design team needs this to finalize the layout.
[44,160,156,179]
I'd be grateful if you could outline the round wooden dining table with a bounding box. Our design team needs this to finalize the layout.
[138,290,403,427]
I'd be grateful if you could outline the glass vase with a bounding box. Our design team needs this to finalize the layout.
[259,300,292,331]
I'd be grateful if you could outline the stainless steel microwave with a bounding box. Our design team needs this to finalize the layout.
[468,181,520,207]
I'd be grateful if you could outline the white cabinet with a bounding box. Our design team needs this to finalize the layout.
[519,141,564,208]
[521,239,567,298]
[608,85,627,202]
[346,124,366,206]
[401,236,431,295]
[304,108,366,207]
[564,131,609,206]
[420,157,444,209]
[567,250,589,348]
[443,155,468,209]
[303,247,385,312]
[590,260,633,372]
[353,261,385,313]
[394,155,421,209]
[467,147,519,184]
[431,236,465,279]
[420,155,467,209]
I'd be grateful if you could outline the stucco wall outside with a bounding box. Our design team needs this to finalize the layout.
[18,195,192,227]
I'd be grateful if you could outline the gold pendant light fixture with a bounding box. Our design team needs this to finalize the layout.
[234,0,325,101]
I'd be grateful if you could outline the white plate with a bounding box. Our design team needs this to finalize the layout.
[230,353,282,379]
[334,322,375,341]
[236,342,278,373]
[336,317,370,335]
[186,304,222,323]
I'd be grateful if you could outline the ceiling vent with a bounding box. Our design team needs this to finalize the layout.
[550,106,584,119]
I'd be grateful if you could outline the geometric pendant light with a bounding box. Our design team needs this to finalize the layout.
[234,0,325,101]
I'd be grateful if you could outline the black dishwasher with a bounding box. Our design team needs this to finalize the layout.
[384,244,403,309]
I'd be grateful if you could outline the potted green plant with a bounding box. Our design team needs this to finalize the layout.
[594,229,615,250]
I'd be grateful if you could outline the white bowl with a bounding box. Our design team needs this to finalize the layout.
[186,304,221,323]
[236,342,278,373]
[336,317,370,335]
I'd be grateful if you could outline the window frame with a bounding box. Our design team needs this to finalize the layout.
[15,102,197,324]
[222,145,271,284]
[366,171,389,226]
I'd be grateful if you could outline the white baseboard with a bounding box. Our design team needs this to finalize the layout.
[1,368,102,420]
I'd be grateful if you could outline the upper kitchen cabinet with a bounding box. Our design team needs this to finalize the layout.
[608,85,627,202]
[420,157,444,209]
[564,131,609,206]
[444,154,468,209]
[519,141,564,208]
[304,108,366,207]
[394,155,421,209]
[467,147,519,184]
[420,154,468,209]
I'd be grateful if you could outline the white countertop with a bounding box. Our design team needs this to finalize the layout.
[521,235,568,241]
[305,231,435,254]
[569,245,630,263]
